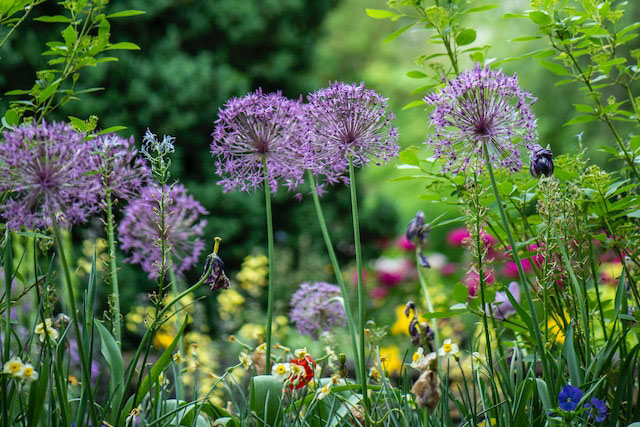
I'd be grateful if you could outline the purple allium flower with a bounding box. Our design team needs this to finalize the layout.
[424,65,539,175]
[0,121,99,230]
[305,82,399,180]
[90,133,150,202]
[405,211,431,268]
[487,281,520,320]
[558,385,583,411]
[118,184,208,279]
[289,282,346,339]
[210,89,308,193]
[585,397,607,422]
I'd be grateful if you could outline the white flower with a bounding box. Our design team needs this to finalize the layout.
[34,318,58,343]
[410,347,425,370]
[438,339,459,358]
[471,352,487,365]
[294,347,308,360]
[289,364,305,387]
[17,363,38,382]
[271,362,291,382]
[239,352,251,370]
[317,383,332,400]
[3,357,23,377]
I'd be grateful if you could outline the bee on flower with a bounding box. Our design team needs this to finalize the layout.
[438,338,460,359]
[34,318,59,342]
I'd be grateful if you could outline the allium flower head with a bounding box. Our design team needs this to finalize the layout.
[585,397,607,422]
[211,89,308,193]
[90,133,150,202]
[289,282,346,339]
[558,384,583,411]
[118,184,208,279]
[424,65,539,175]
[306,82,399,179]
[0,121,99,229]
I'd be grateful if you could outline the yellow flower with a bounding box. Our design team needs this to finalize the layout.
[238,323,265,342]
[237,254,269,296]
[34,318,58,342]
[3,357,23,377]
[239,352,251,370]
[547,316,566,345]
[379,346,403,375]
[218,289,245,320]
[390,305,428,336]
[369,366,382,381]
[172,352,185,364]
[478,418,497,427]
[438,339,460,358]
[317,383,332,400]
[153,331,175,349]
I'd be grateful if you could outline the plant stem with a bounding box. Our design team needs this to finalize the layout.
[52,222,98,425]
[348,157,370,420]
[482,144,548,381]
[415,253,439,349]
[307,170,362,383]
[104,190,122,348]
[263,160,275,373]
[2,230,12,427]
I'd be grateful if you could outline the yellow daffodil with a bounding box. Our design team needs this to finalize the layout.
[34,318,58,342]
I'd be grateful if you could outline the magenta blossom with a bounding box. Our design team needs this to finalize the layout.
[463,269,495,297]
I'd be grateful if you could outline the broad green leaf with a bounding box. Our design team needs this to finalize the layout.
[383,22,415,44]
[455,29,476,46]
[250,376,283,427]
[3,109,18,127]
[365,9,396,19]
[94,320,124,420]
[107,42,141,50]
[106,9,145,18]
[564,115,597,126]
[34,15,72,23]
[62,25,78,48]
[467,4,499,13]
[95,126,127,135]
[39,81,60,103]
[535,379,553,418]
[564,323,583,386]
[406,70,427,78]
[529,11,551,25]
[402,99,426,110]
[509,36,541,42]
[469,51,484,63]
[68,116,87,131]
[452,282,469,303]
[537,60,570,76]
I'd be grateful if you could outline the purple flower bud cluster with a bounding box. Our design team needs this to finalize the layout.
[118,184,208,280]
[289,281,346,339]
[424,65,540,175]
[210,84,399,193]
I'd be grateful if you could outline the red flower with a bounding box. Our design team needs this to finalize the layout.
[288,354,316,390]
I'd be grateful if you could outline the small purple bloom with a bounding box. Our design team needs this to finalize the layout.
[585,398,607,422]
[289,282,346,339]
[488,281,520,320]
[118,184,208,279]
[211,89,308,193]
[424,65,539,175]
[306,82,399,180]
[0,121,99,229]
[558,385,583,411]
[90,133,150,202]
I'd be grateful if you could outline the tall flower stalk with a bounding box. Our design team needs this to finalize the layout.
[262,159,276,371]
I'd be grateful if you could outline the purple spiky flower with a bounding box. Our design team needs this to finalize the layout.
[210,89,308,193]
[424,65,539,175]
[305,82,399,180]
[0,121,99,230]
[289,282,346,339]
[118,184,208,279]
[90,133,150,202]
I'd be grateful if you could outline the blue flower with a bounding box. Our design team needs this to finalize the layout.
[585,398,607,422]
[558,385,583,411]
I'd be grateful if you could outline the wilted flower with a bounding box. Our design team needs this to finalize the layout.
[411,369,440,409]
[558,385,583,411]
[200,253,230,291]
[34,318,59,342]
[211,89,308,193]
[405,211,431,267]
[90,133,150,202]
[529,146,554,178]
[306,82,399,179]
[438,338,460,359]
[0,121,99,229]
[289,282,346,339]
[424,65,539,175]
[585,397,607,422]
[118,184,207,279]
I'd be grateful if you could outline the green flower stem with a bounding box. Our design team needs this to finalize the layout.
[168,266,184,397]
[307,170,362,384]
[52,222,99,425]
[2,230,12,427]
[415,254,439,349]
[263,159,275,373]
[348,157,370,420]
[483,144,547,380]
[104,190,122,349]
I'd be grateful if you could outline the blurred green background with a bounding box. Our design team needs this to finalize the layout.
[1,0,637,343]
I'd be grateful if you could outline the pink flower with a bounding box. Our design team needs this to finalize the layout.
[441,263,457,276]
[463,269,495,297]
[447,228,469,246]
[370,287,389,299]
[501,259,533,279]
[374,258,412,287]
[396,235,416,251]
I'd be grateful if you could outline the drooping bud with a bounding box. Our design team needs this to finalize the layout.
[200,237,230,291]
[405,211,432,268]
[529,147,554,178]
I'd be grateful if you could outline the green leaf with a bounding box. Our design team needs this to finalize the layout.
[502,13,528,19]
[250,376,283,427]
[62,25,78,48]
[95,126,127,135]
[452,282,469,303]
[3,109,19,127]
[573,104,593,113]
[529,11,551,25]
[34,15,72,23]
[564,322,583,386]
[422,308,469,319]
[402,99,426,110]
[406,70,427,78]
[365,9,396,19]
[107,42,141,51]
[39,81,60,103]
[383,22,415,44]
[564,115,597,126]
[68,116,87,131]
[466,4,499,13]
[509,36,541,42]
[105,9,145,18]
[94,320,124,420]
[535,379,553,419]
[537,60,570,76]
[455,29,476,46]
[399,147,420,166]
[469,52,484,63]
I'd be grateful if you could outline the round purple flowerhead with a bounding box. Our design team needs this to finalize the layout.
[558,384,583,411]
[306,82,399,180]
[289,281,346,339]
[211,89,308,193]
[0,121,99,230]
[585,397,607,422]
[118,184,208,279]
[89,133,150,202]
[424,65,539,175]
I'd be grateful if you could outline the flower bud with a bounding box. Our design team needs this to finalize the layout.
[201,253,230,291]
[529,147,554,178]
